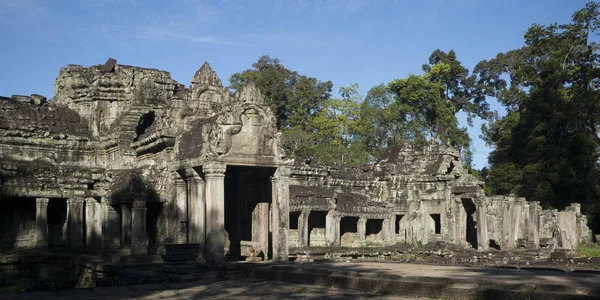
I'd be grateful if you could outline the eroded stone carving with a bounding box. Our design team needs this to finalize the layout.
[0,58,590,263]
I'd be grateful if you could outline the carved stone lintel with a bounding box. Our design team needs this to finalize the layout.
[203,162,226,179]
[36,198,49,206]
[85,198,97,207]
[183,168,202,181]
[68,198,85,205]
[133,201,146,209]
[273,166,292,179]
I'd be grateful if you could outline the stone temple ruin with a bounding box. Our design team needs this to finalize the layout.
[0,59,591,263]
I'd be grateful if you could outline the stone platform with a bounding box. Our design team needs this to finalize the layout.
[0,273,424,300]
[3,259,600,299]
[244,261,600,299]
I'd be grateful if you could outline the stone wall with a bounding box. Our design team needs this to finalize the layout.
[0,58,591,260]
[288,143,591,251]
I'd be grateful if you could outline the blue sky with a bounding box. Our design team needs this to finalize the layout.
[0,0,592,168]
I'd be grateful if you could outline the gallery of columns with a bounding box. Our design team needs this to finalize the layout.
[171,163,291,262]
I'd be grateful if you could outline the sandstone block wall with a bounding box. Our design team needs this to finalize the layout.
[0,58,591,257]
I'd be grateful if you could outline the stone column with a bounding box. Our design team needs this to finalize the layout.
[475,200,489,250]
[325,210,336,246]
[67,198,85,248]
[186,169,205,254]
[121,204,132,247]
[501,200,513,250]
[358,217,367,247]
[102,202,121,249]
[85,198,102,249]
[335,216,341,246]
[511,200,523,246]
[382,218,392,244]
[35,198,49,248]
[203,162,226,262]
[527,201,540,248]
[271,166,291,261]
[298,211,309,247]
[174,175,188,244]
[131,201,148,255]
[252,203,270,258]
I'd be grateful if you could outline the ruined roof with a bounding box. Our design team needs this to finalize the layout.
[289,185,334,207]
[0,159,97,197]
[336,192,387,213]
[0,98,91,137]
[175,115,219,160]
[192,62,222,87]
[376,143,464,176]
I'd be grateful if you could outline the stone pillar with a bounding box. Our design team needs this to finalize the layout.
[186,169,205,254]
[325,210,336,246]
[85,198,102,249]
[68,198,85,248]
[501,200,513,250]
[527,201,540,248]
[335,216,341,246]
[382,218,392,244]
[174,175,188,244]
[121,204,132,247]
[131,201,148,255]
[475,200,489,250]
[271,166,291,261]
[203,162,226,262]
[102,202,121,249]
[358,217,367,247]
[298,211,309,247]
[252,203,270,258]
[511,200,523,246]
[35,198,49,248]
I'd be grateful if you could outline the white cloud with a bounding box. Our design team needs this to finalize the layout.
[180,0,245,23]
[313,0,373,14]
[142,26,232,45]
[274,0,381,14]
[84,0,136,7]
[0,0,51,19]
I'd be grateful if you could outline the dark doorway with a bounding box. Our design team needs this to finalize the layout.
[47,199,67,247]
[395,214,405,234]
[289,212,300,230]
[146,202,163,254]
[0,197,36,251]
[461,198,478,249]
[340,216,358,247]
[430,214,441,234]
[308,211,327,246]
[224,165,275,260]
[366,219,384,235]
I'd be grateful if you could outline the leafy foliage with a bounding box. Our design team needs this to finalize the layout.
[229,3,600,231]
[230,56,333,130]
[477,2,600,229]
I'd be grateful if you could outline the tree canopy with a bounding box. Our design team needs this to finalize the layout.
[477,2,600,229]
[229,1,600,230]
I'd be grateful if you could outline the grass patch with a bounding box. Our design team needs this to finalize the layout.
[576,245,600,257]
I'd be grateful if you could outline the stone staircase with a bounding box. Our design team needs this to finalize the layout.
[109,104,156,144]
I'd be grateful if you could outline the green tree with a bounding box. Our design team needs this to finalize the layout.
[229,55,333,130]
[477,2,600,229]
[310,84,370,166]
[380,50,491,167]
[355,84,420,155]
